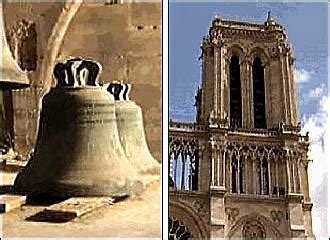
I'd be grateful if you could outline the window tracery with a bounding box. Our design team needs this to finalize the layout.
[169,138,199,191]
[169,217,192,240]
[242,219,266,239]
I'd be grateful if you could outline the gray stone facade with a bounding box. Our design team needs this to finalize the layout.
[169,14,314,239]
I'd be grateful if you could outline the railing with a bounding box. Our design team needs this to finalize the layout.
[169,121,207,132]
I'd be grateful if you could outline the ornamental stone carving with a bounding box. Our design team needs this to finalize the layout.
[270,210,284,226]
[225,207,239,221]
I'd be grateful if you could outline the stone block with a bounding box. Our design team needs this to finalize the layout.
[0,195,26,213]
[45,197,114,218]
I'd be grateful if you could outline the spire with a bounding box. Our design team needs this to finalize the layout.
[267,11,272,21]
[0,3,30,90]
[265,10,276,26]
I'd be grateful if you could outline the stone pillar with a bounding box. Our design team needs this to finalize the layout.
[303,203,314,238]
[247,61,253,128]
[286,155,292,193]
[284,54,293,124]
[280,54,289,123]
[210,191,226,239]
[198,145,208,192]
[260,158,264,195]
[220,48,228,121]
[222,150,226,187]
[299,159,311,202]
[237,155,240,193]
[213,47,220,117]
[264,65,271,128]
[229,153,232,193]
[268,158,271,195]
[292,159,296,193]
[211,147,215,186]
[244,154,248,193]
[252,154,257,195]
[275,160,279,196]
[241,59,248,128]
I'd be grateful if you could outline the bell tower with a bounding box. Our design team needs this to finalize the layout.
[198,11,299,129]
[170,12,313,239]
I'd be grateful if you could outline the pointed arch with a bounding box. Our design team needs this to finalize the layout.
[169,200,209,238]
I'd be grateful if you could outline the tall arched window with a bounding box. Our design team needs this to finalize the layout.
[231,154,238,193]
[252,57,266,128]
[229,55,242,128]
[262,158,269,195]
[239,157,245,193]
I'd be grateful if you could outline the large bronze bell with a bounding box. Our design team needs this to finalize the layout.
[13,58,144,197]
[106,83,161,180]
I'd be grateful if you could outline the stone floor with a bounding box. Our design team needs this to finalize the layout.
[1,168,162,238]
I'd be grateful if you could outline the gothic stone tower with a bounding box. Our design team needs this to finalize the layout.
[169,13,314,239]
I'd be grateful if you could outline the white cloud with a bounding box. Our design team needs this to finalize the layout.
[295,68,313,84]
[307,84,326,99]
[302,95,329,238]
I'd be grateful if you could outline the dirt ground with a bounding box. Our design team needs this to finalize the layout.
[1,170,162,238]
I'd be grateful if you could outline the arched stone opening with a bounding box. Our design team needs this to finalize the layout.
[169,201,209,239]
[169,217,192,239]
[252,57,266,129]
[229,55,242,128]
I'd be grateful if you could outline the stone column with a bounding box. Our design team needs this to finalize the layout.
[198,145,207,191]
[229,153,232,193]
[241,59,247,128]
[222,150,226,187]
[264,65,271,128]
[213,47,220,117]
[260,158,264,195]
[303,203,314,237]
[284,54,293,124]
[299,160,311,202]
[247,61,253,128]
[286,155,292,193]
[211,146,216,186]
[237,155,240,193]
[244,154,248,194]
[292,159,296,193]
[268,158,271,195]
[220,48,228,121]
[275,160,279,196]
[280,53,289,123]
[252,154,257,195]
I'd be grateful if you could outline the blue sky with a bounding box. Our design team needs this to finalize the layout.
[169,2,328,122]
[169,2,328,238]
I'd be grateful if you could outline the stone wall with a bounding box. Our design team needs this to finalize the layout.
[3,2,162,161]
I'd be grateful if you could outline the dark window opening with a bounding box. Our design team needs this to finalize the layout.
[262,158,269,195]
[239,158,244,193]
[229,55,242,128]
[252,57,266,128]
[231,154,238,193]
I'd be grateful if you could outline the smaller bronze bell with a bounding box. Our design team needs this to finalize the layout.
[105,83,160,185]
